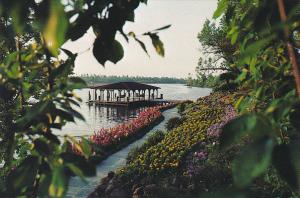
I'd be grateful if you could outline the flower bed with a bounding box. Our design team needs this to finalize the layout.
[88,92,238,198]
[122,93,235,173]
[89,93,293,198]
[90,106,162,148]
[73,103,176,157]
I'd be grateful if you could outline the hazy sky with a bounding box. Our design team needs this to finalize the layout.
[63,0,217,78]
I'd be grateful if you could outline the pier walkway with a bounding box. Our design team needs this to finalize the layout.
[87,82,181,107]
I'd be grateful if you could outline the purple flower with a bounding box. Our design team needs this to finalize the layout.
[207,105,237,138]
[194,151,207,160]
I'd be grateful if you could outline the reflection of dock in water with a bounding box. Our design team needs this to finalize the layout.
[87,82,177,107]
[88,104,146,123]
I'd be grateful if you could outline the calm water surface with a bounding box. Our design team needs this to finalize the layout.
[54,84,211,137]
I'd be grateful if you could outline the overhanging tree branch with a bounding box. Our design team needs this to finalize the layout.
[277,0,300,99]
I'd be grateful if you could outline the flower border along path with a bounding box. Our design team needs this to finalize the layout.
[87,92,237,198]
[73,103,177,164]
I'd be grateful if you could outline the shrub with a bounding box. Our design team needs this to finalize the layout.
[177,101,193,114]
[147,130,165,146]
[127,146,141,164]
[165,117,183,131]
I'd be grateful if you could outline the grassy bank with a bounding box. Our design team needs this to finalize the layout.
[88,92,294,198]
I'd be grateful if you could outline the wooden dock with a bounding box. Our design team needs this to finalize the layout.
[87,82,186,107]
[87,99,173,107]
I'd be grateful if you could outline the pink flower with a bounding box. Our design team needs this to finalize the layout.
[89,106,164,148]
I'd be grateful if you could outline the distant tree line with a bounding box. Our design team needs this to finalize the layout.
[79,74,186,85]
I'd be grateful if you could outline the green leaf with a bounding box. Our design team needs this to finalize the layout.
[135,38,149,56]
[43,0,68,56]
[233,137,275,187]
[220,114,273,149]
[290,103,300,131]
[42,132,61,145]
[126,11,135,22]
[60,48,77,60]
[249,57,258,78]
[61,153,96,177]
[10,2,31,34]
[55,109,75,122]
[141,0,148,5]
[231,31,239,44]
[67,12,92,41]
[239,36,274,64]
[59,103,85,121]
[213,0,228,19]
[149,34,164,57]
[272,144,300,190]
[16,101,51,129]
[128,31,148,55]
[93,38,124,65]
[50,62,71,79]
[152,24,172,31]
[62,76,87,93]
[80,137,92,158]
[235,68,248,82]
[110,40,124,64]
[266,98,296,122]
[0,85,16,101]
[7,156,39,194]
[68,77,87,90]
[49,167,68,198]
[34,138,51,156]
[6,62,20,79]
[38,172,52,198]
[65,163,86,181]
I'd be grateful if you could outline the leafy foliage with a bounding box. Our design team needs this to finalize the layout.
[103,92,294,197]
[0,0,170,197]
[186,71,219,88]
[212,0,300,195]
[196,17,239,90]
[165,116,185,131]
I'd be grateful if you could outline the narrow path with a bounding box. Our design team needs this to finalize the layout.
[66,108,179,198]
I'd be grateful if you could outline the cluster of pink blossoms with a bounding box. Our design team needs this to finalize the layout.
[89,105,169,147]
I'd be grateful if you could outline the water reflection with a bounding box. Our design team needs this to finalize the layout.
[53,84,211,137]
[54,103,149,137]
[91,104,146,123]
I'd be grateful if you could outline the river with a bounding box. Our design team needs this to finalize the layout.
[54,84,211,137]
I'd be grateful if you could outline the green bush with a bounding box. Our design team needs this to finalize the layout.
[165,117,183,131]
[177,101,193,114]
[147,130,165,146]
